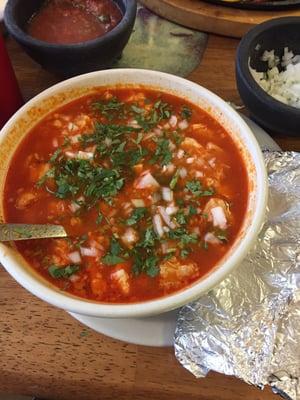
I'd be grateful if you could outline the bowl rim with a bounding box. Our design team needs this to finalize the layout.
[237,16,300,116]
[0,68,268,318]
[4,0,137,49]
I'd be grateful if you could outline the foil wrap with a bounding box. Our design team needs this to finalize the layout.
[174,151,300,399]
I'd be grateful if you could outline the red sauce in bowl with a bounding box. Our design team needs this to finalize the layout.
[27,0,123,44]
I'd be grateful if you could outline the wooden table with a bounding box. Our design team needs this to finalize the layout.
[1,32,299,400]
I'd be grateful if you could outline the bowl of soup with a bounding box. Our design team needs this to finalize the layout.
[0,69,267,318]
[4,0,137,76]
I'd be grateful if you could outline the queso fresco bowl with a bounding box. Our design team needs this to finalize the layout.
[0,69,268,318]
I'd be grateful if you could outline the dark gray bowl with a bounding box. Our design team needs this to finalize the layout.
[236,17,300,136]
[4,0,137,77]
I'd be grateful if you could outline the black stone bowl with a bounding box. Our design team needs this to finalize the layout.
[4,0,137,77]
[236,17,300,136]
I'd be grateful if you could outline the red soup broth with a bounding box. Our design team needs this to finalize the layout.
[4,88,249,303]
[27,0,123,44]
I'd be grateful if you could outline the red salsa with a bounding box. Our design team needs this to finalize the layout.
[4,88,249,303]
[27,0,123,44]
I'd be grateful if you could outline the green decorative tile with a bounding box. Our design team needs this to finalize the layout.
[116,5,207,77]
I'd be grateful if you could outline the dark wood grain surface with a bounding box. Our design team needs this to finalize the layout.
[1,32,298,400]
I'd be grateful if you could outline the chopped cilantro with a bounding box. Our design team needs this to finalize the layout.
[102,237,124,265]
[126,207,147,226]
[216,231,228,242]
[175,210,187,225]
[188,205,198,216]
[151,137,172,166]
[168,228,198,246]
[131,105,145,114]
[96,213,103,225]
[169,169,180,190]
[181,105,192,120]
[75,234,88,249]
[172,131,184,146]
[92,97,125,120]
[185,180,214,197]
[50,149,62,163]
[135,100,172,131]
[48,264,80,279]
[180,248,190,258]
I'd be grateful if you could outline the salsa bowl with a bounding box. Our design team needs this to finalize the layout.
[0,69,267,318]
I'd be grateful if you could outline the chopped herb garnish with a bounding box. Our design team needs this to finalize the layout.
[151,137,172,166]
[180,248,190,258]
[172,131,184,146]
[181,105,192,120]
[185,180,214,197]
[102,236,124,265]
[168,227,198,246]
[175,210,187,225]
[50,149,62,163]
[92,97,125,120]
[188,205,198,216]
[135,100,172,131]
[170,169,180,190]
[39,157,125,207]
[126,207,147,226]
[96,211,103,225]
[75,234,88,249]
[48,264,80,279]
[216,231,228,242]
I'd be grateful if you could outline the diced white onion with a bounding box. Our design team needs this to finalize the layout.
[162,164,175,175]
[135,171,160,189]
[165,206,178,215]
[208,158,216,168]
[177,149,184,159]
[69,274,80,282]
[68,251,81,263]
[131,199,145,208]
[80,247,98,257]
[204,232,221,245]
[151,192,161,204]
[169,141,176,151]
[65,151,94,160]
[68,122,78,131]
[162,187,174,202]
[211,206,227,230]
[121,228,138,247]
[169,115,178,128]
[163,226,170,233]
[52,138,59,148]
[179,167,187,178]
[153,214,164,237]
[178,119,189,130]
[195,171,204,178]
[69,202,81,213]
[77,151,94,160]
[158,206,177,229]
[186,157,195,164]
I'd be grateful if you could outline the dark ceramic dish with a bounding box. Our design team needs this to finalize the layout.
[4,0,137,76]
[236,17,300,136]
[203,0,300,10]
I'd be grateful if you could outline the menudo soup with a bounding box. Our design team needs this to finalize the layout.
[4,88,248,303]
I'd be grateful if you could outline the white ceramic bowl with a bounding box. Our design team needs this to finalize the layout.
[0,69,268,318]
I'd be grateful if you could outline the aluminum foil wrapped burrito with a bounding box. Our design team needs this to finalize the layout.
[174,152,300,400]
